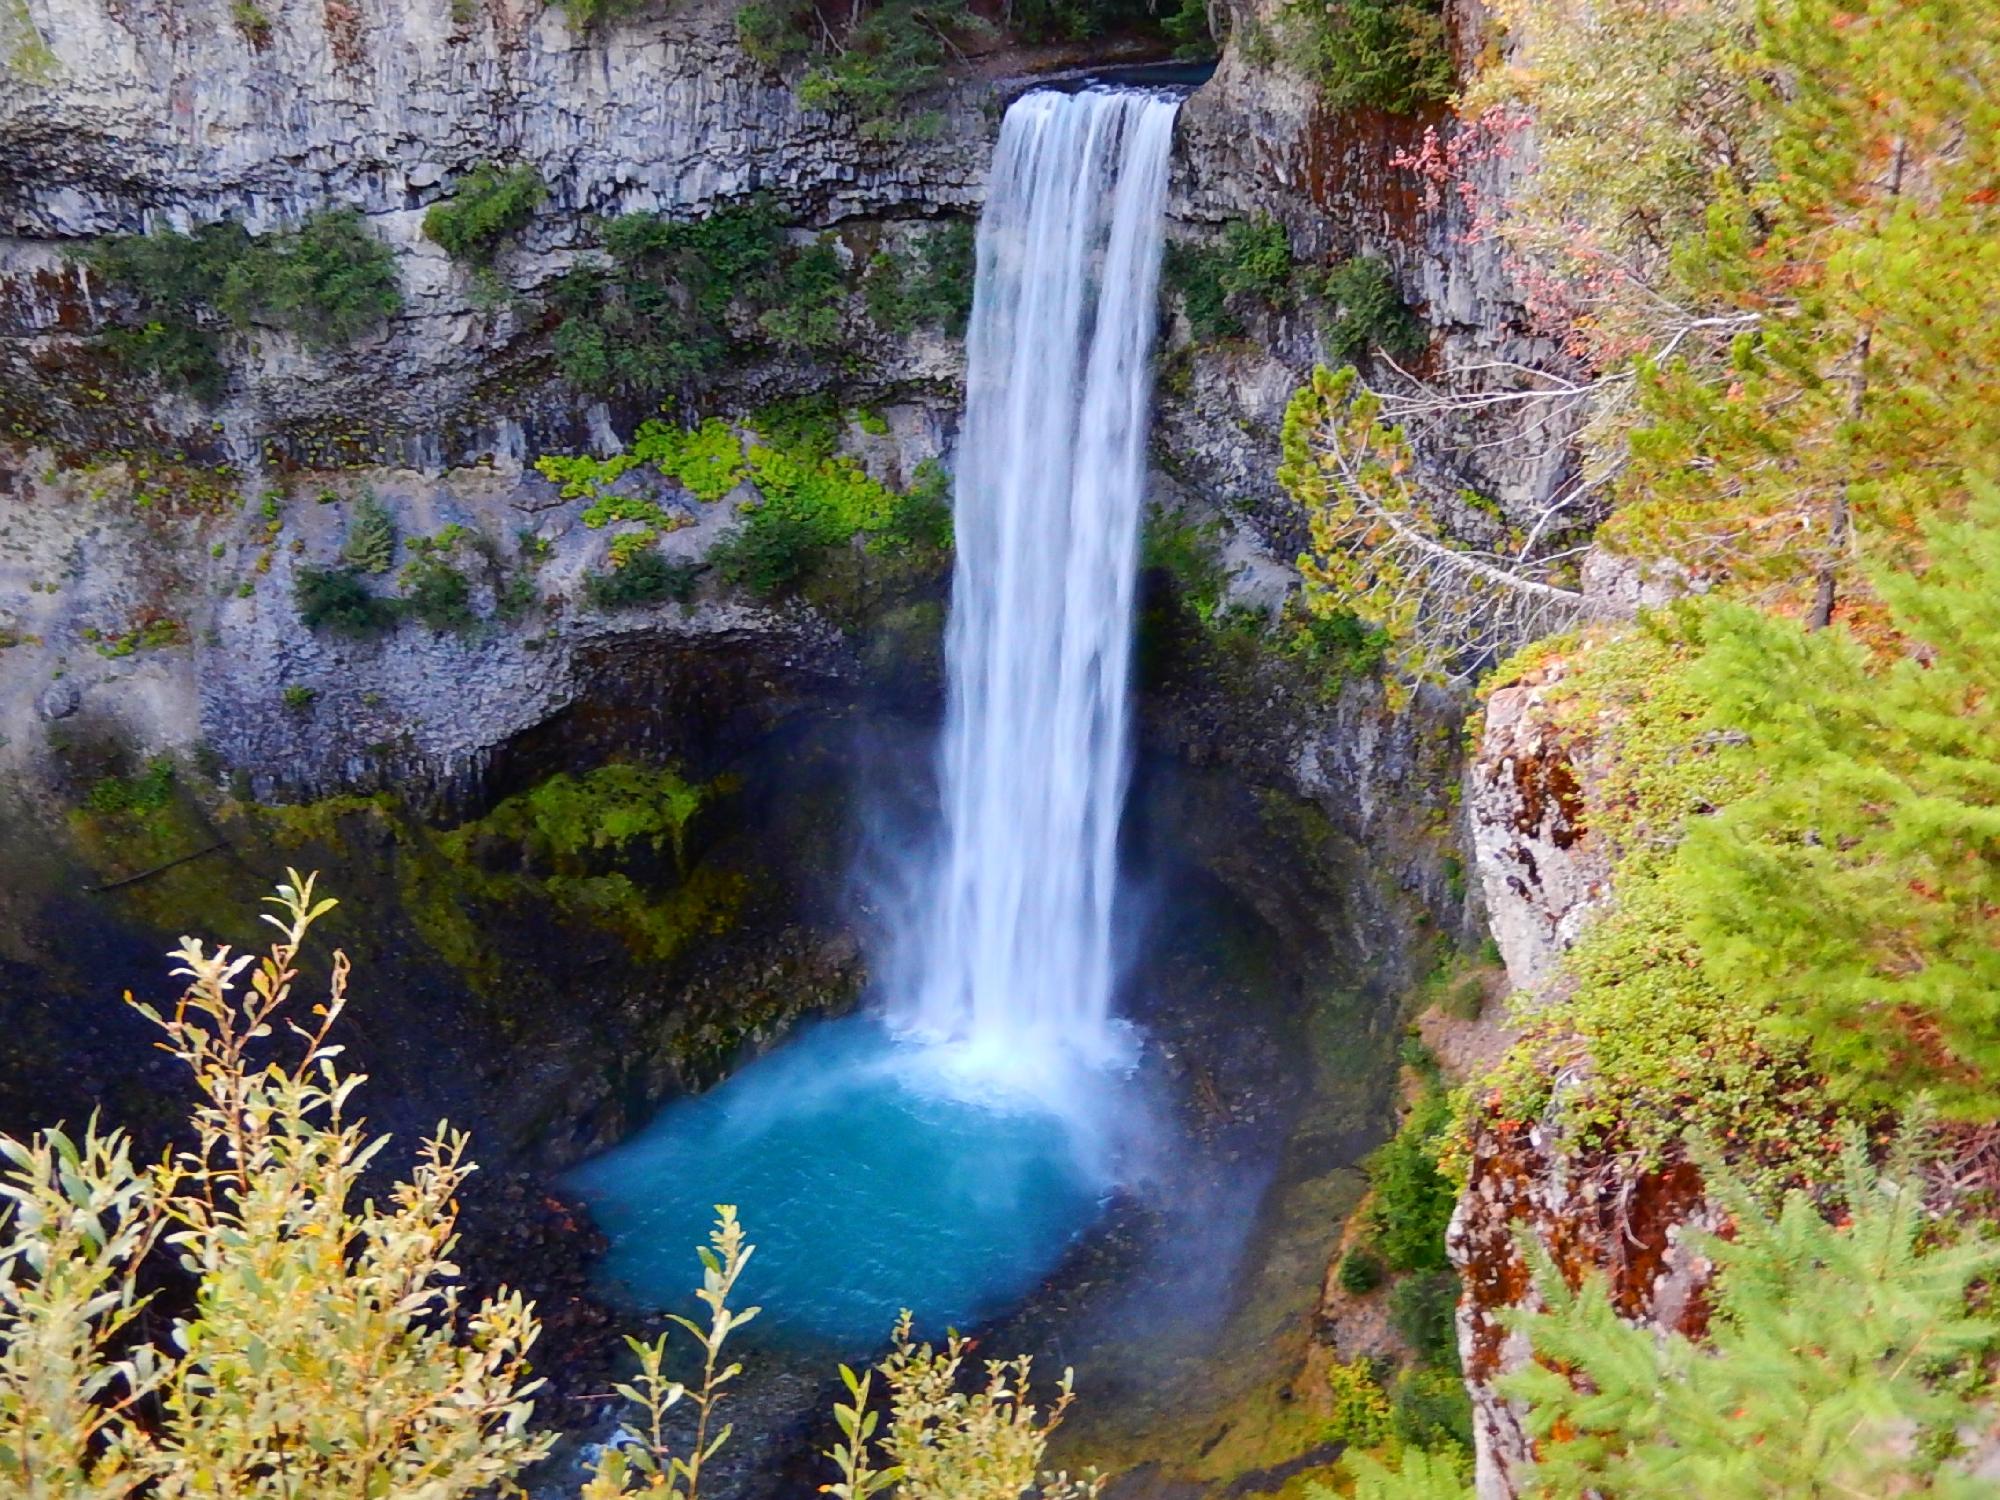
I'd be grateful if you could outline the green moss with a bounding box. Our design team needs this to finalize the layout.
[253,792,398,850]
[544,866,745,961]
[1478,620,1846,1187]
[446,763,713,873]
[83,758,176,816]
[426,763,745,967]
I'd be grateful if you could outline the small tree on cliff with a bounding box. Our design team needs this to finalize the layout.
[1502,1121,2000,1497]
[1279,363,1618,695]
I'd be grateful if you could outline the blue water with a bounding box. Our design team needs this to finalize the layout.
[562,1017,1120,1349]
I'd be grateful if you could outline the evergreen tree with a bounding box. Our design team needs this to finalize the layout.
[1606,0,2000,624]
[1679,477,2000,1116]
[1280,365,1606,694]
[1501,1123,2000,1496]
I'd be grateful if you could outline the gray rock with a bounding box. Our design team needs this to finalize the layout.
[37,677,78,720]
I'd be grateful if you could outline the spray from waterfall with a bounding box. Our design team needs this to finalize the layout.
[892,86,1181,1092]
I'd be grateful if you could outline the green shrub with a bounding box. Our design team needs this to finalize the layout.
[1388,1270,1460,1367]
[1320,256,1425,362]
[495,570,540,622]
[339,490,397,573]
[398,553,475,634]
[1366,1088,1455,1274]
[551,197,787,394]
[1160,0,1223,57]
[281,684,317,712]
[1142,510,1229,625]
[1338,1247,1387,1295]
[422,163,546,265]
[100,320,229,403]
[1390,1365,1473,1450]
[1280,601,1390,681]
[1280,0,1454,114]
[1218,216,1295,303]
[551,0,648,26]
[583,550,699,609]
[871,458,954,552]
[757,236,847,352]
[231,0,272,43]
[1165,217,1300,342]
[84,211,401,395]
[749,395,847,461]
[862,220,976,336]
[214,209,402,345]
[710,502,831,596]
[1326,1356,1394,1448]
[82,221,249,400]
[1165,242,1243,341]
[295,566,399,637]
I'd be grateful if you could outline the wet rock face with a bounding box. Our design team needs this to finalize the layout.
[1466,668,1610,992]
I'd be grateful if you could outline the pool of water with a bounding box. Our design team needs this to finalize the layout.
[562,1016,1131,1350]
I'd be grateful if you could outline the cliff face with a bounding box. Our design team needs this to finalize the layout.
[1455,655,1714,1500]
[0,0,992,456]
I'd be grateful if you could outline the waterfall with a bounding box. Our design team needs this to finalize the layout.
[896,86,1181,1086]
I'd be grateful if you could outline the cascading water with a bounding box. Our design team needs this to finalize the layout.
[900,87,1181,1083]
[564,84,1184,1347]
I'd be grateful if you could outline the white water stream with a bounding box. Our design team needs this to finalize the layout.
[568,84,1187,1343]
[896,86,1182,1089]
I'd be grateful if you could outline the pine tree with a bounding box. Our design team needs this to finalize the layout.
[1606,0,2000,624]
[1675,476,2000,1116]
[1500,1122,2000,1497]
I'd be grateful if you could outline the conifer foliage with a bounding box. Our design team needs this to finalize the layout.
[1502,1124,2000,1496]
[1606,0,2000,622]
[1682,480,2000,1117]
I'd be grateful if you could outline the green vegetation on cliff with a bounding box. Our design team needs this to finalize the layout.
[1284,0,2000,1490]
[1278,0,1453,114]
[423,162,547,265]
[1166,221,1424,367]
[81,209,402,401]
